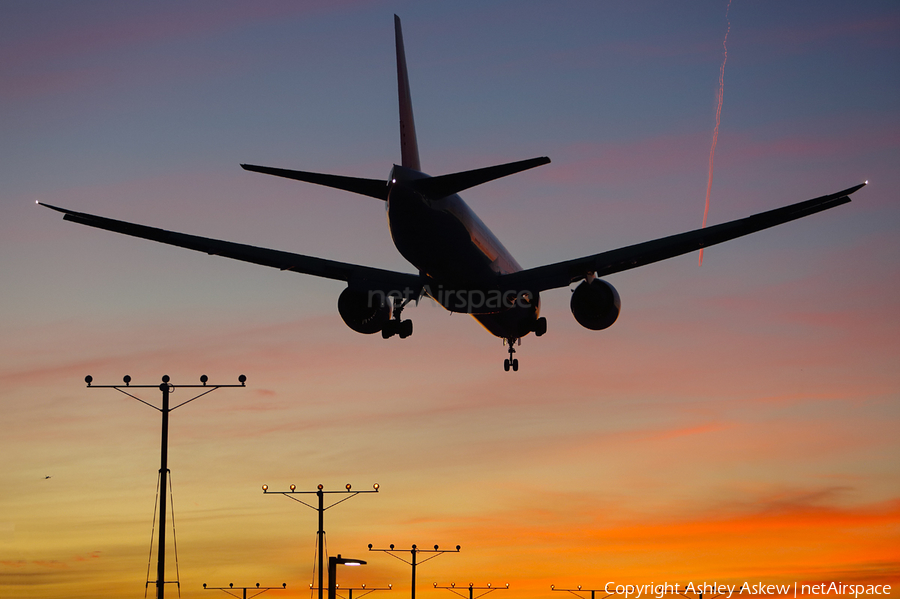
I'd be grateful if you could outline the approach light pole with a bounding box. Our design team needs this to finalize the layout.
[367,544,460,599]
[262,483,379,599]
[434,583,509,599]
[203,582,286,599]
[323,581,392,599]
[551,585,746,599]
[551,586,611,599]
[85,374,246,599]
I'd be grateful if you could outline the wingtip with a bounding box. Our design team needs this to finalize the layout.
[36,201,61,212]
[845,181,867,196]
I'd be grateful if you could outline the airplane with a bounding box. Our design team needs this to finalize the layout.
[41,15,865,372]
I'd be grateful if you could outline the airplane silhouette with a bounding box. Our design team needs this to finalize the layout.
[41,15,864,371]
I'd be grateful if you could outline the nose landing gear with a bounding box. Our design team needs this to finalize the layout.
[503,337,519,372]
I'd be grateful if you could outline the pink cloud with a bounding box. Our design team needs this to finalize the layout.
[745,14,900,55]
[1,0,373,102]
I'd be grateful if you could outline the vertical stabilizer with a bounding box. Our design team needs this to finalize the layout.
[394,15,421,171]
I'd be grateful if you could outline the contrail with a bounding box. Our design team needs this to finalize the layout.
[699,0,732,266]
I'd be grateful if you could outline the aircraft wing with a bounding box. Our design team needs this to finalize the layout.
[499,183,865,293]
[38,203,422,291]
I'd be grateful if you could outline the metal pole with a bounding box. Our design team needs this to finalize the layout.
[328,557,337,599]
[410,547,416,599]
[319,487,325,599]
[157,381,169,599]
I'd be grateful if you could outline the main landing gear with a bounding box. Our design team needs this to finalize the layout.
[503,337,519,372]
[382,296,413,339]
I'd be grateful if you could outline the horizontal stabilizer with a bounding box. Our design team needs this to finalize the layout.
[412,156,550,199]
[241,164,389,200]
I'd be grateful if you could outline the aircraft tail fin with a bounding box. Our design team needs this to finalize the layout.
[395,15,421,171]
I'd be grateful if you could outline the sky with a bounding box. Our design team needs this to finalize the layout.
[2,1,899,598]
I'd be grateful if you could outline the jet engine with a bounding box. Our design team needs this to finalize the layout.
[338,287,391,334]
[570,278,621,330]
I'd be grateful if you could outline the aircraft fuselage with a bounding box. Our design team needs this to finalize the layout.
[386,164,540,339]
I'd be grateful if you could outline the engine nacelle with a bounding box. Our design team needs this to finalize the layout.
[570,278,621,330]
[338,287,391,334]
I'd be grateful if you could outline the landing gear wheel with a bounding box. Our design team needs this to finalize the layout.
[399,319,413,339]
[512,358,519,372]
[382,294,416,340]
[504,359,511,372]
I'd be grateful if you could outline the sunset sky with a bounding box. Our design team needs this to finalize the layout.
[2,1,899,598]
